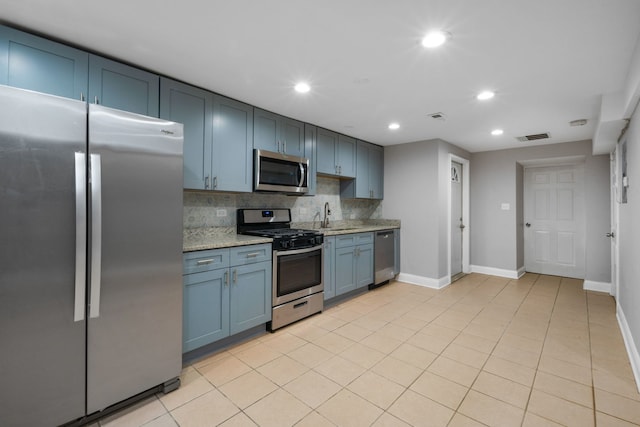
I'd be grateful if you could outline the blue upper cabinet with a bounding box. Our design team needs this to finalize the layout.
[316,128,356,178]
[304,124,317,196]
[89,54,159,117]
[317,128,339,175]
[254,108,304,157]
[0,25,88,100]
[341,140,384,199]
[212,95,253,192]
[160,77,213,190]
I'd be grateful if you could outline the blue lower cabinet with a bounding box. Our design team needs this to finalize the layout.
[229,261,272,334]
[182,244,272,353]
[182,269,230,352]
[333,233,374,297]
[335,246,357,296]
[323,237,335,299]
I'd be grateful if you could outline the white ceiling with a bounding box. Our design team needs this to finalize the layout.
[2,0,640,152]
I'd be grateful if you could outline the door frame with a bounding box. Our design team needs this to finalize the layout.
[448,154,470,282]
[611,146,622,297]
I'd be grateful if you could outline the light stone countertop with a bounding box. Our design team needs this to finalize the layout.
[183,220,400,252]
[183,228,271,252]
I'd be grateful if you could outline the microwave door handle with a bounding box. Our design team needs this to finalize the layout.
[298,163,304,187]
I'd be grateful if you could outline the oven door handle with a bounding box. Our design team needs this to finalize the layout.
[274,244,322,257]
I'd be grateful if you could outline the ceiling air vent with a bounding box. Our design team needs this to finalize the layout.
[516,132,550,142]
[428,112,446,121]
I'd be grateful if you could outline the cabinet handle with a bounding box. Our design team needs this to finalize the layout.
[196,259,215,265]
[245,252,260,258]
[80,92,85,102]
[94,96,99,105]
[339,165,342,174]
[224,271,229,286]
[232,269,237,284]
[213,176,218,189]
[277,140,281,152]
[283,140,287,153]
[205,176,210,189]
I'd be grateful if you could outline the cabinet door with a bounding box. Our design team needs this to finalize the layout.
[253,108,279,152]
[89,54,159,116]
[160,78,213,190]
[229,261,272,334]
[355,244,374,288]
[335,246,356,296]
[316,128,338,175]
[304,124,317,196]
[337,135,356,178]
[0,25,88,100]
[212,95,253,192]
[370,144,384,199]
[183,269,230,352]
[280,116,304,157]
[323,237,335,300]
[355,141,371,198]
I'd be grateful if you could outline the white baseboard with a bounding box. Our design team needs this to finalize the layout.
[470,265,522,279]
[517,266,526,278]
[583,280,612,294]
[617,304,640,393]
[397,273,450,289]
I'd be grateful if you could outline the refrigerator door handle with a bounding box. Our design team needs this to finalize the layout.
[74,152,87,322]
[89,153,102,319]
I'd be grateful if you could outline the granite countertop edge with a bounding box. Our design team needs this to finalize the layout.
[183,220,400,252]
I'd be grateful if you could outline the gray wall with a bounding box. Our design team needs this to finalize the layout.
[470,140,611,282]
[382,138,470,281]
[618,104,640,362]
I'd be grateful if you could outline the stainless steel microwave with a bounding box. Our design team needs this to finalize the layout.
[254,149,309,194]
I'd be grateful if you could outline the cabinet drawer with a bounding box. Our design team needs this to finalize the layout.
[183,248,229,274]
[335,234,357,248]
[355,232,374,245]
[335,232,373,248]
[230,243,271,265]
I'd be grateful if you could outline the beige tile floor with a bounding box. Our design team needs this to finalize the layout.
[97,273,640,427]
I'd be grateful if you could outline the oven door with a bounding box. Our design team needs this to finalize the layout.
[273,245,323,306]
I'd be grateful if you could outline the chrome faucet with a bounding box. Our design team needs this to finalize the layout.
[321,202,331,228]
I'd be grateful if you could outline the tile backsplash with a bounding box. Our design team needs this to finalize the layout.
[184,177,382,229]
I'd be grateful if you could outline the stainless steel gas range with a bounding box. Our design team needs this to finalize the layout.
[237,209,324,330]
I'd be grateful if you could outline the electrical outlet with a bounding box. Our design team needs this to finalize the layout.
[216,209,227,217]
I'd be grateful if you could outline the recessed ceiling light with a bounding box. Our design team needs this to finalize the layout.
[421,31,450,48]
[477,91,495,101]
[388,123,400,130]
[294,82,310,93]
[491,129,504,136]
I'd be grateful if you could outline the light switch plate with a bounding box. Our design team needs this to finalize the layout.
[501,203,510,211]
[216,209,227,217]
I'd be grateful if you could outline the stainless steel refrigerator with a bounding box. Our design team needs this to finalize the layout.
[0,85,184,426]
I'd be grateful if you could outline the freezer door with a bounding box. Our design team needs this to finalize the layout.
[0,85,87,426]
[86,104,183,413]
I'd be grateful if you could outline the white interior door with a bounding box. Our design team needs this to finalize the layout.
[451,162,463,278]
[524,165,585,278]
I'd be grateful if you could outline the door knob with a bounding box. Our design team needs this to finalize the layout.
[606,232,615,238]
[525,223,531,227]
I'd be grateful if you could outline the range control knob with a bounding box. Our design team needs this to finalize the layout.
[281,240,290,249]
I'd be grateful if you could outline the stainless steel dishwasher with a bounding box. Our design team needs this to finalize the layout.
[374,229,397,286]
